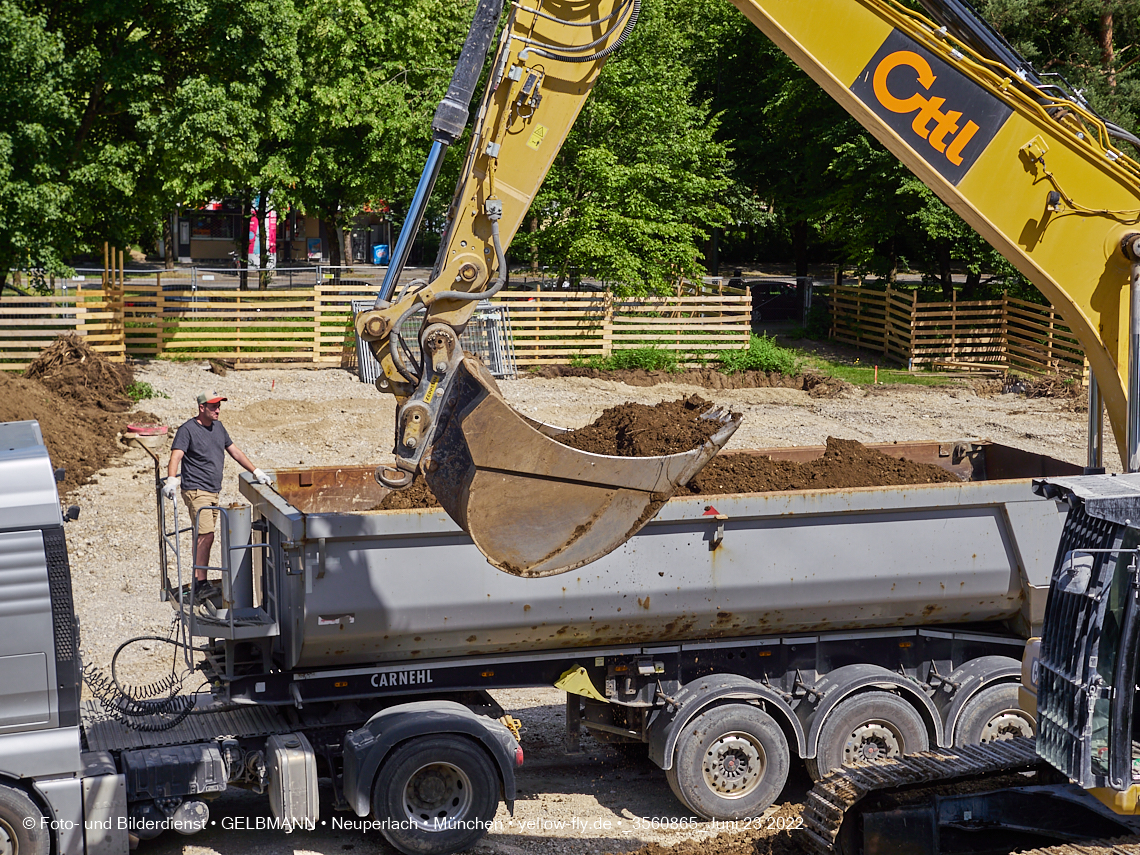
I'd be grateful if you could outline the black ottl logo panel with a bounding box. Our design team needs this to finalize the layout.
[851,30,1013,185]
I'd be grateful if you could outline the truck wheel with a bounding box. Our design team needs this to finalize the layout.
[665,704,789,820]
[809,692,929,780]
[0,784,47,855]
[372,735,499,855]
[955,683,1035,746]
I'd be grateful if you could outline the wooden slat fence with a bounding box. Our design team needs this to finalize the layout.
[3,276,750,369]
[830,285,915,364]
[0,272,1086,377]
[496,293,751,366]
[828,285,1086,375]
[0,290,125,370]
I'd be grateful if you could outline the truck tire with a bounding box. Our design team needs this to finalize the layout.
[371,735,499,855]
[955,683,1035,746]
[809,692,929,780]
[0,784,47,855]
[665,704,789,820]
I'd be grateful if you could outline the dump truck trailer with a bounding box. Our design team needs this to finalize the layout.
[222,439,1079,821]
[0,421,1085,854]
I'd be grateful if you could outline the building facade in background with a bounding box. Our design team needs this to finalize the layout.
[169,200,392,266]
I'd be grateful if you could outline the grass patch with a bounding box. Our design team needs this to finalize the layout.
[800,355,952,386]
[126,381,170,402]
[571,347,681,372]
[718,335,803,375]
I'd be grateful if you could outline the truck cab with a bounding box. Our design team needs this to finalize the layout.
[0,420,93,855]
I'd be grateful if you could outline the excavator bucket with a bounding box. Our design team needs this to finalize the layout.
[423,357,741,577]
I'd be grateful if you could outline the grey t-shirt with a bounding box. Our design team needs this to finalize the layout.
[172,418,233,492]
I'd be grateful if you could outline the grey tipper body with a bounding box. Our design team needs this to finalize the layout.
[219,441,1071,800]
[242,443,1073,672]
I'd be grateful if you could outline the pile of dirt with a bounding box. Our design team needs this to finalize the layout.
[555,395,729,456]
[527,365,849,394]
[23,334,134,410]
[1,336,140,493]
[683,436,960,495]
[970,373,1088,412]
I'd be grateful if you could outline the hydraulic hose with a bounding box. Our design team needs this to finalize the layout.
[376,0,505,307]
[432,220,508,304]
[389,213,506,384]
[917,0,1140,150]
[520,0,639,64]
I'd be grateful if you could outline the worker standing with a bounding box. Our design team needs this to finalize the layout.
[163,393,273,602]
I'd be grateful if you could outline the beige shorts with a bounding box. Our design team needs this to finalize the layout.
[182,490,220,536]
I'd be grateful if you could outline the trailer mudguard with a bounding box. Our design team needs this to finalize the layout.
[342,700,518,817]
[933,655,1022,742]
[647,674,803,770]
[801,663,944,756]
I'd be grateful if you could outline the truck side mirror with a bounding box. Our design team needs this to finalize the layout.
[54,467,66,483]
[65,505,80,522]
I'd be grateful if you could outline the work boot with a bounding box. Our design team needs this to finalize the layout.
[193,579,221,605]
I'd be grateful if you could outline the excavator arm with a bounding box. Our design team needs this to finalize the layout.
[356,0,740,578]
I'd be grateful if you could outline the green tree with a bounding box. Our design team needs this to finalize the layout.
[684,3,855,285]
[284,0,470,269]
[520,0,732,296]
[0,1,75,288]
[0,0,300,286]
[140,0,301,279]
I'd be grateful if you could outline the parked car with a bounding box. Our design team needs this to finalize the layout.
[749,280,800,322]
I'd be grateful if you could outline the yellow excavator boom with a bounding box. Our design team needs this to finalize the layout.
[731,0,1140,465]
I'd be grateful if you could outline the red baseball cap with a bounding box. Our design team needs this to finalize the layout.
[197,393,228,405]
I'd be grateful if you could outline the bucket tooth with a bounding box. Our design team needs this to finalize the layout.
[424,357,741,577]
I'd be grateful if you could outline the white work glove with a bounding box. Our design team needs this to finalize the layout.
[162,476,180,499]
[252,468,274,486]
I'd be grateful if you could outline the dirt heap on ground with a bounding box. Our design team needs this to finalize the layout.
[555,395,728,456]
[684,436,960,495]
[1,336,139,493]
[528,365,852,397]
[24,333,134,410]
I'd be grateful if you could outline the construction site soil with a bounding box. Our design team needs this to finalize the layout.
[554,395,727,456]
[529,364,851,396]
[0,336,145,492]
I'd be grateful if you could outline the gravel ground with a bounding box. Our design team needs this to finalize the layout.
[67,359,1109,855]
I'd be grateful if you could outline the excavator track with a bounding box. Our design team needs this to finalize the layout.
[802,736,1044,854]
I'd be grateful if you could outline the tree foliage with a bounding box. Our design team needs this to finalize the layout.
[3,0,1136,302]
[980,0,1140,136]
[0,1,74,281]
[283,0,470,267]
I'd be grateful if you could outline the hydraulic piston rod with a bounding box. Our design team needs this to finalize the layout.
[1126,233,1140,472]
